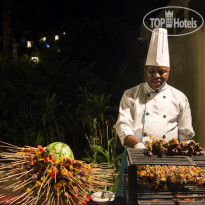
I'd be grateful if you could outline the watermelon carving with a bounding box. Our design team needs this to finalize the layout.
[47,142,74,161]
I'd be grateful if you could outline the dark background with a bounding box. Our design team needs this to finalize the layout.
[0,0,172,156]
[9,0,171,103]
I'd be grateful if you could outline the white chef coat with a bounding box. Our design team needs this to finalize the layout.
[116,82,195,146]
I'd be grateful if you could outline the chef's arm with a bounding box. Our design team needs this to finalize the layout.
[116,92,141,148]
[178,97,195,142]
[124,135,140,148]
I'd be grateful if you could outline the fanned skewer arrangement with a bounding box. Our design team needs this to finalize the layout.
[0,141,116,205]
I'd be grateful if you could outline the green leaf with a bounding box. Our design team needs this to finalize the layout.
[111,154,122,164]
[92,145,107,157]
[108,138,114,146]
[82,157,91,163]
[109,180,119,193]
[49,93,56,104]
[105,150,109,160]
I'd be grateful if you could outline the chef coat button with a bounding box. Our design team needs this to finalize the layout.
[163,115,166,118]
[147,94,150,97]
[163,96,166,99]
[146,112,149,116]
[144,133,147,136]
[163,135,166,139]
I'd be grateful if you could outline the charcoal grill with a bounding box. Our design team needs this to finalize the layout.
[125,148,205,205]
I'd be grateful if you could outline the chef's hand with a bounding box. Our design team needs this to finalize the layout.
[134,142,146,149]
[124,135,140,148]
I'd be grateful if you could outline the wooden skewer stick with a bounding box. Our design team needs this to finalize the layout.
[10,189,33,204]
[0,164,15,170]
[90,175,114,182]
[67,197,71,205]
[44,165,49,175]
[46,182,51,200]
[0,194,6,199]
[57,187,60,205]
[0,150,26,155]
[16,168,34,180]
[23,196,34,205]
[0,140,21,148]
[5,148,22,152]
[0,146,21,152]
[91,163,114,168]
[27,193,38,205]
[41,196,48,205]
[21,195,32,205]
[4,197,16,204]
[24,145,36,149]
[42,176,52,189]
[11,159,29,164]
[0,161,28,170]
[45,188,52,205]
[47,191,53,205]
[63,185,71,205]
[71,184,87,197]
[37,174,49,194]
[4,168,21,176]
[63,174,82,187]
[69,189,83,202]
[0,158,19,161]
[0,170,29,182]
[70,183,87,198]
[12,179,33,192]
[41,183,51,205]
[50,195,55,205]
[34,189,46,205]
[91,167,116,173]
[91,173,116,180]
[69,195,76,205]
[80,177,96,192]
[17,189,36,204]
[70,179,88,196]
[31,182,46,204]
[6,178,28,190]
[60,196,64,205]
[0,170,27,183]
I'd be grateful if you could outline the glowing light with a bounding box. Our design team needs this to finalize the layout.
[45,41,50,48]
[31,57,39,63]
[55,35,59,40]
[63,32,66,35]
[42,37,46,42]
[27,41,32,48]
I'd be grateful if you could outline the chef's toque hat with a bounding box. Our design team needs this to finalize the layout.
[145,28,170,67]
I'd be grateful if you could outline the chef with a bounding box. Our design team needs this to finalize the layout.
[116,27,195,198]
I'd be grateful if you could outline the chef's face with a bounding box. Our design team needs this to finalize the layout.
[144,66,170,90]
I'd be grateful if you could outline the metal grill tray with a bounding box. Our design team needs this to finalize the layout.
[124,174,205,205]
[127,148,205,166]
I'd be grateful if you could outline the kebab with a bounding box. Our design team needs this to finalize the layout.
[146,138,204,156]
[137,165,205,190]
